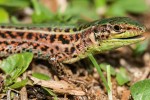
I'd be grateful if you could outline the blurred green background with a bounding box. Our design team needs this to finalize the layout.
[0,0,149,24]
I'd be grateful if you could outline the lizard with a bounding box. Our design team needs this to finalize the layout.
[0,17,146,76]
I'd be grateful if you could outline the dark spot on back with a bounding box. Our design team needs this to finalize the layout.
[57,28,62,32]
[79,26,82,30]
[16,27,24,29]
[4,41,9,45]
[26,33,33,39]
[22,48,26,51]
[70,47,75,53]
[50,34,56,43]
[101,29,106,33]
[93,28,98,33]
[40,34,48,39]
[69,35,74,41]
[64,28,70,32]
[75,34,80,41]
[127,27,132,30]
[6,49,9,52]
[0,26,5,28]
[73,28,77,31]
[63,39,70,44]
[41,46,49,51]
[11,41,16,44]
[9,50,12,54]
[83,25,88,29]
[16,50,21,53]
[106,36,109,39]
[18,42,24,45]
[58,35,70,44]
[102,25,107,27]
[7,31,16,38]
[18,32,24,37]
[76,44,80,48]
[73,55,77,58]
[33,45,38,49]
[0,32,6,38]
[53,28,58,32]
[101,35,104,38]
[55,46,59,50]
[26,48,32,52]
[58,55,62,59]
[34,52,38,56]
[107,30,110,33]
[50,49,54,53]
[48,27,52,31]
[35,35,39,41]
[1,48,4,51]
[64,48,69,53]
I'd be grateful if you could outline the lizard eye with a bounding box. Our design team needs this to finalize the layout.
[113,25,121,32]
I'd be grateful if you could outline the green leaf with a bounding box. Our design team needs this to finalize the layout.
[94,0,106,8]
[31,0,41,15]
[106,0,149,16]
[117,0,149,13]
[0,8,9,23]
[130,79,150,100]
[43,87,58,100]
[0,0,30,8]
[99,63,116,76]
[0,52,33,86]
[116,67,130,85]
[134,40,149,56]
[9,79,28,89]
[106,3,126,16]
[65,0,99,20]
[31,0,54,23]
[32,72,50,80]
[11,16,21,24]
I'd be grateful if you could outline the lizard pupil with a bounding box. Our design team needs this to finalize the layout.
[113,25,121,32]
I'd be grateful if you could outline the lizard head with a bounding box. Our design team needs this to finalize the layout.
[91,17,146,52]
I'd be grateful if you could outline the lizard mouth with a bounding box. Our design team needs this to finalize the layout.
[118,34,145,40]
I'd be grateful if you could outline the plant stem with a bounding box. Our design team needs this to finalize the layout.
[88,54,110,92]
[107,65,113,100]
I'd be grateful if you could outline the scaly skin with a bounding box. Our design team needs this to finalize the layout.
[0,17,146,65]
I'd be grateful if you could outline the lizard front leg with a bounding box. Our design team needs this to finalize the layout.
[48,56,73,78]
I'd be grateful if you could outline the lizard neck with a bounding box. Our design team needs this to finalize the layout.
[63,26,100,63]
